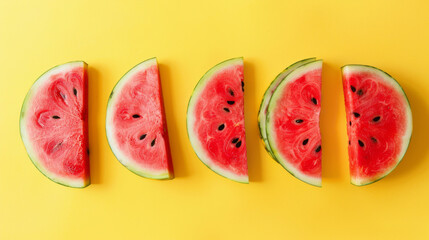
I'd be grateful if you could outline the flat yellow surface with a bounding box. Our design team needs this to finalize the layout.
[1,0,429,239]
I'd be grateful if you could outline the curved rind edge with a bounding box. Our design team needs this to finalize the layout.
[258,58,317,161]
[187,58,249,184]
[342,64,413,186]
[266,60,323,187]
[105,57,173,180]
[20,61,90,188]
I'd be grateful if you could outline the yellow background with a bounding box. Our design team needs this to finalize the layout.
[1,0,429,239]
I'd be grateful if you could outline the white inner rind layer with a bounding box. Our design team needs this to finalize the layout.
[105,58,171,179]
[342,65,413,186]
[266,60,323,187]
[258,58,316,159]
[20,61,89,188]
[187,58,248,183]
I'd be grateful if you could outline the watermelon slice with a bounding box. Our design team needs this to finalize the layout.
[266,60,322,186]
[187,58,248,183]
[258,57,316,159]
[106,58,174,180]
[342,65,412,186]
[20,61,90,188]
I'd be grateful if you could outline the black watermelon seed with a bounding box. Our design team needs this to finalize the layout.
[232,138,239,144]
[373,116,380,122]
[353,112,360,118]
[315,145,321,153]
[223,108,230,112]
[371,137,377,143]
[87,148,90,155]
[228,89,234,96]
[218,124,225,131]
[151,138,156,147]
[311,98,317,105]
[358,140,364,147]
[357,89,363,96]
[348,140,351,145]
[235,141,242,148]
[241,81,244,92]
[52,115,60,119]
[302,139,309,145]
[350,86,356,92]
[139,134,147,140]
[73,88,77,96]
[132,114,140,118]
[227,101,235,105]
[349,121,352,126]
[295,119,304,123]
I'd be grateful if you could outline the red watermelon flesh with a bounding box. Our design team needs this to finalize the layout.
[187,58,248,183]
[20,62,89,188]
[342,65,412,185]
[266,60,322,186]
[106,58,174,179]
[258,58,316,159]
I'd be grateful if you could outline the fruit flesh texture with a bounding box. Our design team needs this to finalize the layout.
[20,62,89,187]
[188,58,248,183]
[108,59,174,179]
[342,65,412,185]
[267,61,322,186]
[258,58,316,158]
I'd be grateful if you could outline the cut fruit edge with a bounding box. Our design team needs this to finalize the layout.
[20,61,90,188]
[266,60,323,187]
[187,57,249,183]
[342,65,413,186]
[258,58,316,160]
[106,57,174,180]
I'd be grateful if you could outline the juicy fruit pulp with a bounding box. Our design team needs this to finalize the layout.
[258,58,316,159]
[342,65,412,186]
[187,58,248,183]
[266,60,322,186]
[20,61,90,188]
[106,58,174,179]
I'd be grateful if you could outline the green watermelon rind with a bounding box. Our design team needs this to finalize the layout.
[342,64,413,186]
[187,57,249,184]
[258,58,316,161]
[266,60,323,187]
[105,57,173,180]
[20,61,90,188]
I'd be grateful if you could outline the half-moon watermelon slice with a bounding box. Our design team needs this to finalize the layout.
[342,65,412,186]
[106,58,174,180]
[266,60,322,187]
[20,61,90,188]
[187,58,248,183]
[258,57,316,160]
